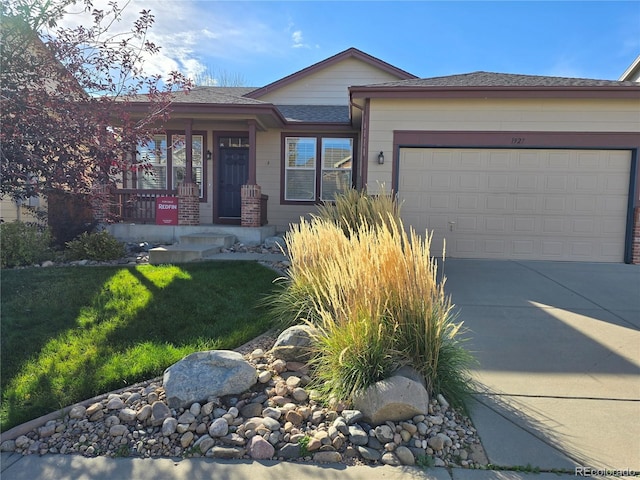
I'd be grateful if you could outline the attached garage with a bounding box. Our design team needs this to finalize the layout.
[397,147,631,262]
[350,72,640,263]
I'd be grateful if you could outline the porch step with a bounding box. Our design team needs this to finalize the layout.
[179,233,236,248]
[149,244,222,264]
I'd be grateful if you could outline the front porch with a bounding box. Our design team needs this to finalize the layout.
[106,223,277,247]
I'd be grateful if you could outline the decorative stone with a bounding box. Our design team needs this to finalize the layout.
[313,451,342,463]
[353,376,429,425]
[278,442,300,459]
[395,446,415,465]
[194,435,214,454]
[211,446,245,459]
[180,432,194,448]
[162,417,178,436]
[163,350,257,409]
[374,425,394,443]
[109,425,128,437]
[86,402,103,417]
[119,408,137,422]
[348,425,369,446]
[150,401,172,427]
[106,397,125,410]
[177,412,196,424]
[208,418,229,437]
[240,402,263,418]
[269,325,317,362]
[357,445,381,461]
[248,435,275,459]
[381,452,400,466]
[68,405,87,419]
[136,404,152,421]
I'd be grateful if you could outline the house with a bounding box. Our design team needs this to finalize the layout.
[114,47,640,264]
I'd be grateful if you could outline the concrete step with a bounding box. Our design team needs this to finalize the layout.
[179,233,236,248]
[149,244,222,264]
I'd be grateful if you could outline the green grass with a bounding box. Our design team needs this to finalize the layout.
[0,261,279,431]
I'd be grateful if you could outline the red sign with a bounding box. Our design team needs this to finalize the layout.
[156,197,178,225]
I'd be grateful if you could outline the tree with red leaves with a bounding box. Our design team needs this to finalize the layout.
[0,0,191,203]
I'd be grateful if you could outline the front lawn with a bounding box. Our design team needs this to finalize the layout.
[0,261,279,431]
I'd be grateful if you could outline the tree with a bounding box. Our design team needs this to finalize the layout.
[192,64,248,87]
[0,0,191,203]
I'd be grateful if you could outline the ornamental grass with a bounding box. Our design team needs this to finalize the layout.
[268,189,474,408]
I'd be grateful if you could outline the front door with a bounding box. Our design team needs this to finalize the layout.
[218,145,249,219]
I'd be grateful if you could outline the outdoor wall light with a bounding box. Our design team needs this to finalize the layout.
[378,151,385,164]
[206,150,212,161]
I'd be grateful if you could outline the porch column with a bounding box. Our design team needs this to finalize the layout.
[247,120,257,184]
[185,120,193,183]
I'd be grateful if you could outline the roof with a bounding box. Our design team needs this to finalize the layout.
[365,71,640,88]
[619,55,640,82]
[276,105,350,123]
[246,47,417,99]
[166,86,264,105]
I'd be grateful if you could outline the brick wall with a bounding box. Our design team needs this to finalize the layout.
[91,184,111,224]
[633,207,640,264]
[241,184,262,227]
[178,183,200,226]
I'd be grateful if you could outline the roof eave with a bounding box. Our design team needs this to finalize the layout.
[349,85,640,100]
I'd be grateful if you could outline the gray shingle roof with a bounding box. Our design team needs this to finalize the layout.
[365,71,639,88]
[276,105,350,123]
[167,86,265,104]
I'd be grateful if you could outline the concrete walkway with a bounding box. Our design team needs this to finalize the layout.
[2,258,639,479]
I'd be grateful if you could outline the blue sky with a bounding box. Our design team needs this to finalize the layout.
[62,1,640,85]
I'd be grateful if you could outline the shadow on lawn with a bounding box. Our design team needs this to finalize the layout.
[0,261,278,431]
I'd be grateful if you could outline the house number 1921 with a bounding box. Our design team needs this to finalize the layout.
[511,137,525,144]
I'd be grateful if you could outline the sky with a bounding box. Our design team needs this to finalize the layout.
[58,1,640,86]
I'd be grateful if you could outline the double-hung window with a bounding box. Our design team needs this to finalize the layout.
[284,135,354,202]
[136,132,205,199]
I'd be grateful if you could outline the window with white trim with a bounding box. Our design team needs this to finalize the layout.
[284,136,353,202]
[136,133,204,198]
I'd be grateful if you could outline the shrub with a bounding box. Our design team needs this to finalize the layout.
[0,221,53,268]
[65,230,125,261]
[269,214,475,408]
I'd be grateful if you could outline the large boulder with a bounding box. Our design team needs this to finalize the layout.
[163,350,257,409]
[352,375,429,426]
[269,325,317,362]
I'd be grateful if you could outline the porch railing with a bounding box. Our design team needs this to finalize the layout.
[111,189,176,224]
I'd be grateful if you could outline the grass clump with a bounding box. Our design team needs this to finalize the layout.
[269,188,474,408]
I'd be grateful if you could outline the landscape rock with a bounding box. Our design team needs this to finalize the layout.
[269,325,317,362]
[247,435,275,459]
[163,350,257,408]
[352,375,429,425]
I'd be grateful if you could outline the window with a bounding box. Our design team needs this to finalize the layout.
[136,134,167,190]
[284,136,354,202]
[136,132,205,199]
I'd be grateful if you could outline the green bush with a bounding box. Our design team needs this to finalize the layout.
[65,230,125,261]
[0,221,53,268]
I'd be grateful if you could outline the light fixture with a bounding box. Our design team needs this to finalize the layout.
[206,150,212,161]
[378,151,385,164]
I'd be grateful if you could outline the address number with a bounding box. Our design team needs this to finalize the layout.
[511,137,525,144]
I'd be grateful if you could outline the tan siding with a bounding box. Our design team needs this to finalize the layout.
[1,197,47,223]
[256,130,317,231]
[259,58,401,105]
[365,97,640,191]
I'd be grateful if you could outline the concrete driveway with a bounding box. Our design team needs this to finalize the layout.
[442,259,640,471]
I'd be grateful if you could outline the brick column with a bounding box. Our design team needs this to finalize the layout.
[241,184,262,227]
[632,207,640,264]
[178,183,200,225]
[91,184,111,224]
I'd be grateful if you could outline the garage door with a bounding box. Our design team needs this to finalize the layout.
[398,148,631,262]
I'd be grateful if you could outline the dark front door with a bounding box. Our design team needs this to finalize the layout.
[218,146,249,218]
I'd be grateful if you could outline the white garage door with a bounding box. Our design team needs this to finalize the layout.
[398,148,631,262]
